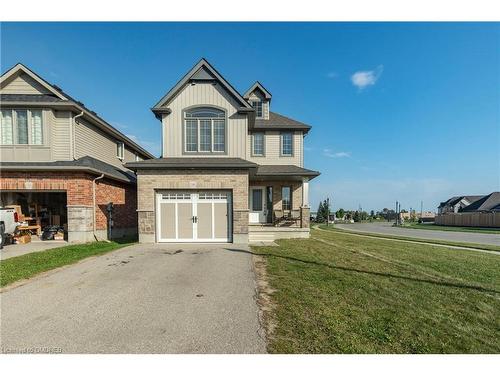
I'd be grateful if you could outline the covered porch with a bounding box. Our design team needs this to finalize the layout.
[247,165,319,239]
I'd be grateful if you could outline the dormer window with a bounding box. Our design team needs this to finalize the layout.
[251,101,263,118]
[184,107,226,153]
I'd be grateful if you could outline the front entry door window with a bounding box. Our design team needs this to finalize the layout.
[249,187,266,223]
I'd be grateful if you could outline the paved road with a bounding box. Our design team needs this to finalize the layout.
[334,222,500,246]
[0,243,266,354]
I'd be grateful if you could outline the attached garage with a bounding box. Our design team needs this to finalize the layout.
[156,190,232,243]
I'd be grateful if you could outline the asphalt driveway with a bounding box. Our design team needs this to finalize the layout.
[334,222,500,246]
[0,243,266,354]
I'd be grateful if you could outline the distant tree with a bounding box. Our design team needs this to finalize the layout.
[370,210,375,217]
[316,201,325,223]
[336,208,345,219]
[353,211,361,222]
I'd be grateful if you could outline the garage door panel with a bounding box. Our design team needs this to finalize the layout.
[214,202,228,239]
[156,190,231,243]
[160,203,176,240]
[177,203,193,239]
[197,202,213,240]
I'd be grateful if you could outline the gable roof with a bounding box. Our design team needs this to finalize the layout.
[0,63,155,159]
[252,111,312,133]
[460,192,500,212]
[438,195,484,208]
[0,63,68,100]
[243,81,272,100]
[152,58,254,117]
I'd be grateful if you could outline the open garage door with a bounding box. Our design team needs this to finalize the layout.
[0,191,68,238]
[156,190,232,243]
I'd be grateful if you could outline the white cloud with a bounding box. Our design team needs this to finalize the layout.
[351,65,383,90]
[323,149,351,158]
[326,72,338,79]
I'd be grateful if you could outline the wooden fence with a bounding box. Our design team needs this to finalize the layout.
[435,212,500,228]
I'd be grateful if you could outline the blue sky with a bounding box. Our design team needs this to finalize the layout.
[1,22,498,212]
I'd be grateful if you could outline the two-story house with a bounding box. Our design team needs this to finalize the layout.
[126,59,320,244]
[0,64,154,242]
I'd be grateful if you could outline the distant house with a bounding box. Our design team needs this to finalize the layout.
[436,192,500,228]
[460,192,500,213]
[437,195,484,214]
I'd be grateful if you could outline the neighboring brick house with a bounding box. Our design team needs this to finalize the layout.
[126,58,320,243]
[0,64,154,242]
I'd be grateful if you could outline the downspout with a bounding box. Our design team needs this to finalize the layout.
[72,111,84,160]
[92,174,105,242]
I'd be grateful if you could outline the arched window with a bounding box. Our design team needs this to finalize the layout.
[184,107,225,153]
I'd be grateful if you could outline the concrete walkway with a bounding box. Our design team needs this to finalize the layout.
[334,222,500,246]
[0,243,266,354]
[1,238,68,260]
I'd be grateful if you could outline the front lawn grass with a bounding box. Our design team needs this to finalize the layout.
[401,222,500,235]
[0,239,135,287]
[320,225,500,252]
[253,229,500,353]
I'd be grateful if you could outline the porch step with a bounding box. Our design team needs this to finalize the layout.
[248,226,310,243]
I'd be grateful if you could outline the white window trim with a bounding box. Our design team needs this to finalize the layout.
[252,132,265,157]
[251,100,263,118]
[280,131,294,157]
[0,108,44,146]
[116,141,125,160]
[184,118,226,154]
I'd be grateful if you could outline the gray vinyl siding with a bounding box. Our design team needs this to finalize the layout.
[161,82,247,158]
[75,117,129,170]
[247,131,303,167]
[52,110,71,160]
[0,73,51,95]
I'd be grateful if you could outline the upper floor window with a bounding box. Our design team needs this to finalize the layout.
[281,132,293,156]
[251,101,263,118]
[116,141,124,160]
[252,132,264,156]
[184,107,225,153]
[0,109,43,145]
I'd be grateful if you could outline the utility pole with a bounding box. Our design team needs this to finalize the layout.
[395,200,398,225]
[421,200,423,218]
[326,197,330,227]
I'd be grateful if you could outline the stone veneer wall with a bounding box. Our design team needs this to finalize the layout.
[136,169,249,243]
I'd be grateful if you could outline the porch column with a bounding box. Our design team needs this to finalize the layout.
[302,178,309,207]
[300,178,310,228]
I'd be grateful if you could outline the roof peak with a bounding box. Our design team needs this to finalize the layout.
[243,81,272,100]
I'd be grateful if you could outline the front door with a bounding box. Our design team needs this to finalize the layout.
[156,190,231,242]
[249,187,266,223]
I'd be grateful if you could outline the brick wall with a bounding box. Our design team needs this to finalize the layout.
[94,178,137,230]
[0,171,137,232]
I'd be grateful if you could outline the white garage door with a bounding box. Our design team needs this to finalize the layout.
[156,190,232,243]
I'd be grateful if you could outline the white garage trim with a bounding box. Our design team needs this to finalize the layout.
[156,190,232,243]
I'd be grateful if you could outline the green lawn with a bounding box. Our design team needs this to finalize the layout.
[401,222,500,235]
[252,229,500,353]
[0,239,135,287]
[322,225,500,252]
